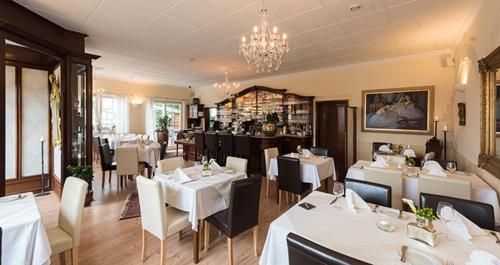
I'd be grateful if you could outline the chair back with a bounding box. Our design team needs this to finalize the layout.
[264,147,279,177]
[363,166,403,209]
[116,147,139,176]
[287,233,371,265]
[234,134,250,158]
[418,174,471,200]
[420,193,495,230]
[277,156,302,194]
[219,133,234,165]
[98,144,114,170]
[227,177,262,237]
[345,179,391,207]
[372,142,389,158]
[157,157,184,173]
[194,132,205,158]
[225,156,248,173]
[159,141,168,160]
[431,159,458,170]
[59,177,88,247]
[136,176,168,240]
[310,147,328,157]
[205,132,219,161]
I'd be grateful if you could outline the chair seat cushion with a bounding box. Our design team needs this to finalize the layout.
[206,209,230,237]
[165,207,190,238]
[46,227,73,255]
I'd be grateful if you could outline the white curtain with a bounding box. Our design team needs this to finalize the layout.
[116,95,129,134]
[145,97,156,141]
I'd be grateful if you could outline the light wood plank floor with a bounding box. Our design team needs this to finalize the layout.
[37,160,304,265]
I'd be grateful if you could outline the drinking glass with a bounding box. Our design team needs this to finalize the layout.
[332,182,344,208]
[446,162,456,173]
[201,156,207,164]
[437,202,454,240]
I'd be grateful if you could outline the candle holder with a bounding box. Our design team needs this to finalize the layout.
[37,138,50,197]
[443,129,448,160]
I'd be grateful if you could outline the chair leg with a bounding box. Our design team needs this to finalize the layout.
[160,239,167,265]
[101,171,105,189]
[253,226,259,257]
[204,220,210,253]
[178,230,183,241]
[72,247,79,265]
[227,238,233,265]
[141,230,147,261]
[266,178,270,197]
[278,190,282,211]
[109,170,112,183]
[59,251,66,265]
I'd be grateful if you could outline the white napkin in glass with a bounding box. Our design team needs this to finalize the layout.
[465,250,500,265]
[302,149,312,158]
[370,156,389,168]
[210,161,223,171]
[345,189,371,213]
[378,145,392,153]
[173,168,192,183]
[423,161,447,177]
[441,206,487,241]
[403,148,416,157]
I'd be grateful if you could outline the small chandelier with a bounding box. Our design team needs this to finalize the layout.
[214,71,240,96]
[239,2,289,73]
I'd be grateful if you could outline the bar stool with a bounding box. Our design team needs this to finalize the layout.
[205,132,219,162]
[219,133,234,166]
[194,132,205,161]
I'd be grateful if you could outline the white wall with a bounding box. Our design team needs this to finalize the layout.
[194,52,456,161]
[5,66,16,179]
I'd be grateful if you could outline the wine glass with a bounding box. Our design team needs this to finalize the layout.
[446,162,456,174]
[332,182,344,208]
[437,202,454,241]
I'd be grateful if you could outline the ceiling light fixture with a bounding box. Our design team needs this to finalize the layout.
[239,0,289,73]
[214,71,240,95]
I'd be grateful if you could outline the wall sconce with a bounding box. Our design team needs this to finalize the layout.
[457,57,471,85]
[130,97,144,108]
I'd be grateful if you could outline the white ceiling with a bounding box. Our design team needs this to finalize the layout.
[15,0,479,88]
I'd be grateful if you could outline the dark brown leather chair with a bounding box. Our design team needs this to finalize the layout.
[310,147,328,156]
[204,177,262,265]
[98,144,117,189]
[233,134,250,158]
[101,137,114,155]
[194,132,205,160]
[420,193,495,230]
[159,141,168,160]
[277,156,309,210]
[205,132,219,162]
[219,133,234,166]
[431,159,457,170]
[287,233,371,265]
[345,179,391,207]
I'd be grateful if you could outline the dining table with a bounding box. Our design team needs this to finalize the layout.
[0,192,51,265]
[260,191,500,265]
[118,142,161,168]
[267,153,336,191]
[153,166,246,263]
[346,160,500,225]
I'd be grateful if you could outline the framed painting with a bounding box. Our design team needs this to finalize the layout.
[361,86,434,135]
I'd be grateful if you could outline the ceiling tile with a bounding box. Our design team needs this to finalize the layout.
[266,0,324,19]
[315,36,355,51]
[284,6,336,33]
[163,0,220,29]
[301,23,346,43]
[350,26,393,44]
[326,0,386,22]
[340,10,390,35]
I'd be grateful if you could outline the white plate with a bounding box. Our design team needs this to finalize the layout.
[398,248,442,265]
[378,208,409,220]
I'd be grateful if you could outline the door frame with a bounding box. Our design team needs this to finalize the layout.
[314,100,349,147]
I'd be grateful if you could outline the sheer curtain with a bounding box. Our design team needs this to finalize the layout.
[145,97,156,141]
[116,95,129,134]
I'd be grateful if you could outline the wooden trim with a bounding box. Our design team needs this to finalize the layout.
[6,60,52,71]
[0,34,6,196]
[5,174,52,195]
[52,175,62,197]
[15,66,22,179]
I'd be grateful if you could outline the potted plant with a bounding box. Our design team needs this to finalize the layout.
[403,198,437,229]
[156,114,172,143]
[67,165,94,206]
[262,112,279,136]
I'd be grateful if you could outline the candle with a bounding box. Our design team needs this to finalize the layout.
[434,116,439,122]
[39,136,45,142]
[443,125,448,132]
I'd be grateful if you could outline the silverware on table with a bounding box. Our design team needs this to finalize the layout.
[400,245,408,263]
[490,231,500,244]
[372,205,379,213]
[329,196,338,205]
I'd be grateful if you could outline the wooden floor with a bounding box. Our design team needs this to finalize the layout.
[37,157,306,265]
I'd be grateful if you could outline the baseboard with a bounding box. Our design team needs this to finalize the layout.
[5,174,52,195]
[53,175,62,197]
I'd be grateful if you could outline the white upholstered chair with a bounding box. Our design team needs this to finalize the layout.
[377,154,406,166]
[46,177,88,265]
[264,147,279,197]
[363,166,403,209]
[116,147,143,190]
[136,176,191,265]
[157,157,184,174]
[419,174,472,200]
[225,156,248,173]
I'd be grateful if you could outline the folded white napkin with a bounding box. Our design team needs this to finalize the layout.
[465,250,500,265]
[302,149,312,158]
[423,161,447,177]
[402,148,416,157]
[210,161,223,171]
[441,206,487,241]
[378,145,392,153]
[173,168,192,183]
[370,156,389,168]
[345,189,371,213]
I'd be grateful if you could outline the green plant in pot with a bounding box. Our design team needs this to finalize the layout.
[67,165,94,206]
[263,112,279,136]
[156,114,171,144]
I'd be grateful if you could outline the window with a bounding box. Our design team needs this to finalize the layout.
[153,101,183,147]
[101,96,119,130]
[92,94,129,134]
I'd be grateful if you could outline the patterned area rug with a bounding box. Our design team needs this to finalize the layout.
[119,192,140,220]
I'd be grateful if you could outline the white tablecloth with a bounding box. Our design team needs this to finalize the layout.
[119,142,161,167]
[0,193,51,265]
[153,167,246,230]
[260,191,500,265]
[346,160,500,224]
[267,153,335,190]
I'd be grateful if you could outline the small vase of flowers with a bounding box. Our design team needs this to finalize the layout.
[201,158,215,177]
[403,198,438,247]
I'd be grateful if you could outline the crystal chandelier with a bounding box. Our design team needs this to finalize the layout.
[214,71,240,96]
[239,2,289,73]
